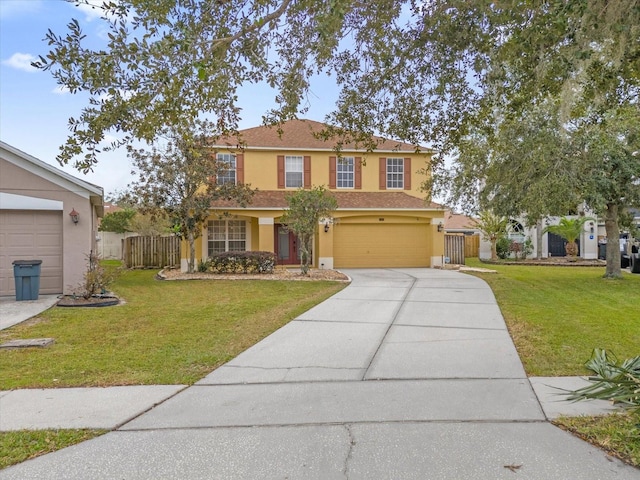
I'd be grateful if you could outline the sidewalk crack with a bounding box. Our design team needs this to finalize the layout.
[343,424,356,479]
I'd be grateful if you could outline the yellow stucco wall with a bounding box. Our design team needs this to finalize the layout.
[230,148,432,198]
[182,209,444,270]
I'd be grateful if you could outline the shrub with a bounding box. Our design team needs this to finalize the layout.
[204,251,276,274]
[566,349,640,413]
[78,252,121,298]
[496,236,511,259]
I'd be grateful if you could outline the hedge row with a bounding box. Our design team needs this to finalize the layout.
[199,251,276,274]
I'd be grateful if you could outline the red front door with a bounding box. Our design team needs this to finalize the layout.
[274,225,300,265]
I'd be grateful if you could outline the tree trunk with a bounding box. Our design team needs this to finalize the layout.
[300,235,311,275]
[536,218,543,260]
[604,203,622,278]
[188,230,195,273]
[565,241,578,258]
[490,235,497,261]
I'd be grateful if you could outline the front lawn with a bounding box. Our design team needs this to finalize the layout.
[0,269,346,389]
[465,258,640,468]
[0,429,105,469]
[554,412,640,467]
[464,259,640,376]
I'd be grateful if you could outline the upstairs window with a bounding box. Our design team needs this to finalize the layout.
[337,157,355,189]
[386,158,404,189]
[216,153,236,185]
[285,155,303,188]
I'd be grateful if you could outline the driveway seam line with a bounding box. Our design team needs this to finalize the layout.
[361,270,418,379]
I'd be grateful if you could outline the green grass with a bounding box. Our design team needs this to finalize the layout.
[464,258,640,376]
[0,429,105,469]
[554,412,640,467]
[0,269,346,389]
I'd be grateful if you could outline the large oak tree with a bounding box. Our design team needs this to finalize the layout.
[37,1,640,277]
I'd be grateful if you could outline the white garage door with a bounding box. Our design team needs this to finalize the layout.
[0,210,63,296]
[334,223,430,268]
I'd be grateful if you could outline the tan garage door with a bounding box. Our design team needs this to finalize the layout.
[334,223,430,268]
[0,211,63,296]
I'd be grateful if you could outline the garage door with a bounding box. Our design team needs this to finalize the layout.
[333,223,430,268]
[0,211,63,296]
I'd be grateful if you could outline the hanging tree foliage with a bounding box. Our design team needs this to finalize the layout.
[36,1,640,277]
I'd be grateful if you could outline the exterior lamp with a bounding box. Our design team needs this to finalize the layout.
[69,208,80,225]
[437,223,444,233]
[324,222,330,233]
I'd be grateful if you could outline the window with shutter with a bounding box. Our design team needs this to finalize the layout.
[216,153,236,185]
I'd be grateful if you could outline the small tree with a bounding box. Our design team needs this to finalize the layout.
[281,186,338,275]
[544,216,594,259]
[128,211,172,236]
[472,211,508,261]
[128,125,254,273]
[98,209,136,233]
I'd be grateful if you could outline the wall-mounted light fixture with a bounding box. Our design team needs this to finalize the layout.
[324,222,330,233]
[69,208,80,225]
[437,223,444,233]
[589,221,595,234]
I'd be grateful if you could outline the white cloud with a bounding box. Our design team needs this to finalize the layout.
[52,85,71,95]
[74,0,120,22]
[0,0,43,19]
[2,52,38,72]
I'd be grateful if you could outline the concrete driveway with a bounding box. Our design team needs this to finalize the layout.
[2,268,636,479]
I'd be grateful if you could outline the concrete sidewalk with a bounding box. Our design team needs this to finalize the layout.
[0,295,59,330]
[1,268,637,479]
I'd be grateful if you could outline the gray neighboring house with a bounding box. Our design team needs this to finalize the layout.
[0,141,104,296]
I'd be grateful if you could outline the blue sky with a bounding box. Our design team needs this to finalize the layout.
[0,0,339,197]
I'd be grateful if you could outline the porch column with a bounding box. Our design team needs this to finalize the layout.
[317,219,334,269]
[430,219,445,267]
[258,217,275,252]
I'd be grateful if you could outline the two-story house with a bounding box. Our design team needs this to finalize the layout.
[182,119,445,271]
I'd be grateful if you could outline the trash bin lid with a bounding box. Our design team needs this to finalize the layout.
[12,260,43,266]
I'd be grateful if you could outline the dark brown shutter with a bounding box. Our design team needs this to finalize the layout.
[236,153,244,184]
[304,156,311,188]
[404,157,411,190]
[355,157,362,189]
[329,156,337,189]
[379,157,387,190]
[277,155,285,189]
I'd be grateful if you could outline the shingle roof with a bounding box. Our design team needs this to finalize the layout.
[215,119,427,153]
[211,190,442,210]
[444,210,478,230]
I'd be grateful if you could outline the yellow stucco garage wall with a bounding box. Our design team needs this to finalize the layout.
[333,221,430,268]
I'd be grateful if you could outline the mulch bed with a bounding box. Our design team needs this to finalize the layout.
[481,258,607,267]
[56,295,121,307]
[158,268,350,282]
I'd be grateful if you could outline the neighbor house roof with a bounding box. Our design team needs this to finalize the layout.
[444,210,477,230]
[214,119,430,153]
[211,190,442,211]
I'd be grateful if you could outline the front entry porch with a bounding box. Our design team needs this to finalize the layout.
[274,224,301,265]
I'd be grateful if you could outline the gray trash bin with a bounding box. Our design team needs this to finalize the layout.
[12,260,43,301]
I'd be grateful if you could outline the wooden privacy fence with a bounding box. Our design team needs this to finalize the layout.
[445,234,465,265]
[123,236,180,269]
[465,234,480,258]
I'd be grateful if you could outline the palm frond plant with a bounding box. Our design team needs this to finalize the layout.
[566,349,640,413]
[543,216,594,259]
[472,211,508,261]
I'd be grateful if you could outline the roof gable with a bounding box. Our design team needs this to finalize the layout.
[0,141,103,200]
